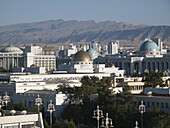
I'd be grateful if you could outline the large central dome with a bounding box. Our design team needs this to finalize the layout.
[1,45,23,53]
[139,40,159,52]
[72,50,92,62]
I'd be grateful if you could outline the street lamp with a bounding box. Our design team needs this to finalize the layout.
[139,101,145,128]
[135,121,139,128]
[0,96,4,110]
[101,113,114,128]
[93,105,104,128]
[47,100,55,128]
[35,94,42,113]
[3,92,10,106]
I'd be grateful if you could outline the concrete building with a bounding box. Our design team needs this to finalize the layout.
[136,95,170,113]
[0,111,44,128]
[108,41,119,55]
[0,45,56,71]
[0,45,24,70]
[94,39,170,76]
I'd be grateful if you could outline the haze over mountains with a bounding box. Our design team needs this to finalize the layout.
[0,19,170,46]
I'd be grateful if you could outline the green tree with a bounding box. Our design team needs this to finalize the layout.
[8,101,27,111]
[28,105,38,112]
[0,67,7,72]
[53,119,76,128]
[53,119,61,128]
[60,76,138,128]
[44,119,50,128]
[143,71,165,88]
[58,76,100,105]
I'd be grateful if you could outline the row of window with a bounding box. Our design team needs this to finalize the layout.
[138,101,169,109]
[34,57,55,60]
[0,91,13,96]
[2,124,34,128]
[130,86,143,90]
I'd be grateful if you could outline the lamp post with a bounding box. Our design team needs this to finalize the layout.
[101,113,114,128]
[135,121,139,128]
[3,92,10,106]
[35,94,42,113]
[139,101,145,128]
[0,96,4,110]
[93,105,104,128]
[47,100,55,128]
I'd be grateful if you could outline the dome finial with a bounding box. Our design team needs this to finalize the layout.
[147,34,152,42]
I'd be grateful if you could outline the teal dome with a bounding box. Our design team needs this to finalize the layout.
[140,40,159,52]
[86,49,98,55]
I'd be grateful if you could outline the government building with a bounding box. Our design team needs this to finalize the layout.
[0,45,56,71]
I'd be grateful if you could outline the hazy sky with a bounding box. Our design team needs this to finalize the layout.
[0,0,170,26]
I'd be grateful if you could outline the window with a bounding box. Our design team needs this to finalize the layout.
[22,124,34,128]
[147,102,150,108]
[29,101,32,107]
[156,102,159,108]
[4,126,19,128]
[166,103,169,108]
[152,102,155,107]
[161,103,164,108]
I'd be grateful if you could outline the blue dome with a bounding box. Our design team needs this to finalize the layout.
[139,40,159,52]
[86,49,98,55]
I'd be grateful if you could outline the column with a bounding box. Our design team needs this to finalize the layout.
[17,57,18,67]
[122,62,124,69]
[130,62,134,76]
[159,62,161,72]
[150,61,153,71]
[138,61,142,75]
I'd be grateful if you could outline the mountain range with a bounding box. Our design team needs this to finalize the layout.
[0,19,170,46]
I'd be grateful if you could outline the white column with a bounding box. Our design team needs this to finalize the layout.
[138,62,142,75]
[19,123,22,128]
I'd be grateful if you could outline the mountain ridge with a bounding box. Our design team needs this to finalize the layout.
[0,19,169,46]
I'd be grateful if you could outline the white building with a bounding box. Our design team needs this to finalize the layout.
[108,41,119,55]
[0,48,126,117]
[58,44,77,58]
[0,45,24,70]
[0,45,56,71]
[0,111,44,128]
[57,49,124,76]
[94,39,170,76]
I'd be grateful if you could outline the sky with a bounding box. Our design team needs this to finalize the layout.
[0,0,170,26]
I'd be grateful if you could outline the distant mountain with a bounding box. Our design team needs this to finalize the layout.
[0,19,170,46]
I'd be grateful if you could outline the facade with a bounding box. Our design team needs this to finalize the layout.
[124,77,144,94]
[0,45,24,70]
[58,44,77,58]
[0,45,56,71]
[108,41,119,55]
[136,95,170,113]
[94,39,170,76]
[0,111,44,128]
[57,49,124,76]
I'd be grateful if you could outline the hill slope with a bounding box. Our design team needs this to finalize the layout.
[0,19,169,46]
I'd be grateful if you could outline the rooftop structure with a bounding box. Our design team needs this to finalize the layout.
[0,111,44,128]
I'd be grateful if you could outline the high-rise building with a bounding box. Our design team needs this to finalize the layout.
[108,41,119,55]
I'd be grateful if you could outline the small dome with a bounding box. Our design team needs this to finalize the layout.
[72,50,92,62]
[86,49,98,56]
[139,40,159,52]
[1,45,23,53]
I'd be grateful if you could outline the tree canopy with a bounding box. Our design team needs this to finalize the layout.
[143,71,165,88]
